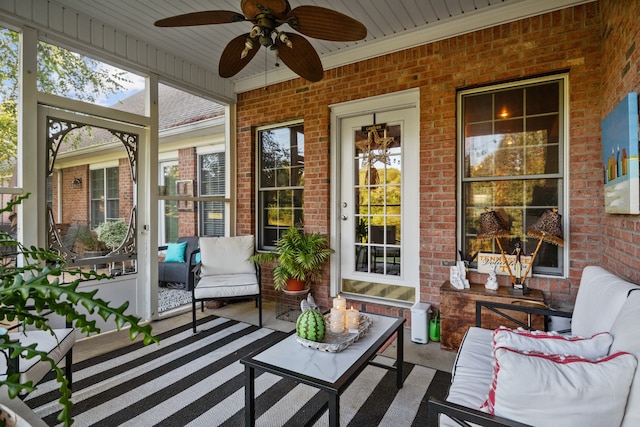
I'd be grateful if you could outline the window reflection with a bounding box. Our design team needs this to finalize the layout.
[353,124,402,277]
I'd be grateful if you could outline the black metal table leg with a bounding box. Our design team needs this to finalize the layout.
[397,325,404,389]
[328,391,340,427]
[245,365,255,427]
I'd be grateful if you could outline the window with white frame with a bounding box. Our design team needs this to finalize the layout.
[90,167,120,228]
[257,122,304,250]
[199,152,226,236]
[159,161,178,244]
[459,75,566,276]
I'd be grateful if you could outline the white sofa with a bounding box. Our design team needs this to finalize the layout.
[429,266,640,427]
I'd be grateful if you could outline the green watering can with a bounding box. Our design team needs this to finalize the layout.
[429,309,441,342]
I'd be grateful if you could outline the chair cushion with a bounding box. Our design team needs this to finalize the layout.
[0,328,75,386]
[194,273,259,299]
[571,266,639,337]
[199,235,255,276]
[493,327,613,360]
[164,241,187,263]
[483,347,636,427]
[446,327,495,411]
[609,290,640,427]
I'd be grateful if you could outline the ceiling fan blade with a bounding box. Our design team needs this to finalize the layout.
[287,6,367,41]
[241,0,291,20]
[219,34,260,78]
[276,33,323,82]
[154,10,245,27]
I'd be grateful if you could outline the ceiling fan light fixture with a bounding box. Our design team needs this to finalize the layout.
[156,0,367,82]
[259,34,273,47]
[278,32,293,48]
[249,25,262,38]
[241,38,254,59]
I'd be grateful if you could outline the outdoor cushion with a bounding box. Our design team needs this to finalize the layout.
[199,235,255,276]
[571,266,639,337]
[194,273,260,299]
[0,328,75,386]
[445,327,494,413]
[493,327,613,360]
[609,290,640,427]
[164,241,187,263]
[483,347,636,427]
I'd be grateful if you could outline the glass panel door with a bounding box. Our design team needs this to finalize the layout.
[354,124,402,276]
[339,107,419,303]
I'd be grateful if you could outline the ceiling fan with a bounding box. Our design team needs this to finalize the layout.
[154,0,367,82]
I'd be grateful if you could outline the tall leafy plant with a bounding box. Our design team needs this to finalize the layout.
[0,194,158,426]
[250,227,333,291]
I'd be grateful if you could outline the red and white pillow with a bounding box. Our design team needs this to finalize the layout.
[492,326,613,360]
[482,347,636,427]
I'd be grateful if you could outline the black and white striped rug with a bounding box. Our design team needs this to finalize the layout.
[25,316,451,426]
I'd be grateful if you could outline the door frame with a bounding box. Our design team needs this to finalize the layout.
[329,88,420,301]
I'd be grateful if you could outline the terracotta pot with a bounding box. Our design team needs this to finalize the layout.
[285,278,305,292]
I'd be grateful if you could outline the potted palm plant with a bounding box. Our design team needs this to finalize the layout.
[0,194,158,426]
[250,226,333,292]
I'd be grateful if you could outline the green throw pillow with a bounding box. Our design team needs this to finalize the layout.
[164,241,187,263]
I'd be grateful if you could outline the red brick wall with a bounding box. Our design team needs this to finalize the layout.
[119,158,134,221]
[178,147,198,236]
[599,0,640,281]
[237,3,604,314]
[61,165,89,224]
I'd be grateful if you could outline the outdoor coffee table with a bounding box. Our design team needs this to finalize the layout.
[241,313,405,426]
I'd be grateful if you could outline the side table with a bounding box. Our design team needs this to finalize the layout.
[440,281,545,351]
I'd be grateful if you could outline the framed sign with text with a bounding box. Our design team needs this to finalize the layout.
[477,252,532,276]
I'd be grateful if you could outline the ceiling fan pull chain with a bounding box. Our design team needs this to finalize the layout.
[264,48,268,89]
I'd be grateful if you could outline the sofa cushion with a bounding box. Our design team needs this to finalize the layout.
[609,290,640,427]
[164,241,187,263]
[484,347,636,427]
[200,235,255,276]
[445,327,494,413]
[493,327,613,360]
[571,266,639,337]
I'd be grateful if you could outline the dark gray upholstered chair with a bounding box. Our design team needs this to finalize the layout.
[158,236,199,291]
[191,235,262,332]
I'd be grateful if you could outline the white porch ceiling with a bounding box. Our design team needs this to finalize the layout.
[36,0,594,94]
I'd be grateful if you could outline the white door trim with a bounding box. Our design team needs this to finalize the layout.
[329,88,420,300]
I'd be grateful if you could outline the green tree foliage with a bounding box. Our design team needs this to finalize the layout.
[0,28,129,182]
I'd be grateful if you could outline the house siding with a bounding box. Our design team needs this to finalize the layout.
[237,3,607,316]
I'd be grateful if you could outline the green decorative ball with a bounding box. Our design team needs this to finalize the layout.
[296,309,326,342]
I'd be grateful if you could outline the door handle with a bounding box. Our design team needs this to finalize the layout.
[341,215,348,220]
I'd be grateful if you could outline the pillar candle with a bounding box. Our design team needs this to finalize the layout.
[346,306,360,331]
[329,308,346,333]
[333,294,346,310]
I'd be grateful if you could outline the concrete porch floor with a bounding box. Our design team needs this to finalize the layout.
[75,299,457,373]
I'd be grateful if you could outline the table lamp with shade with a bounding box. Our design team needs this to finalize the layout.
[521,209,564,284]
[477,208,516,287]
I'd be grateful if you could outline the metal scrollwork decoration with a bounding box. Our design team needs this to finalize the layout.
[46,116,138,272]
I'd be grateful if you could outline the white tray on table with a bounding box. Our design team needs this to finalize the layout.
[296,314,372,352]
